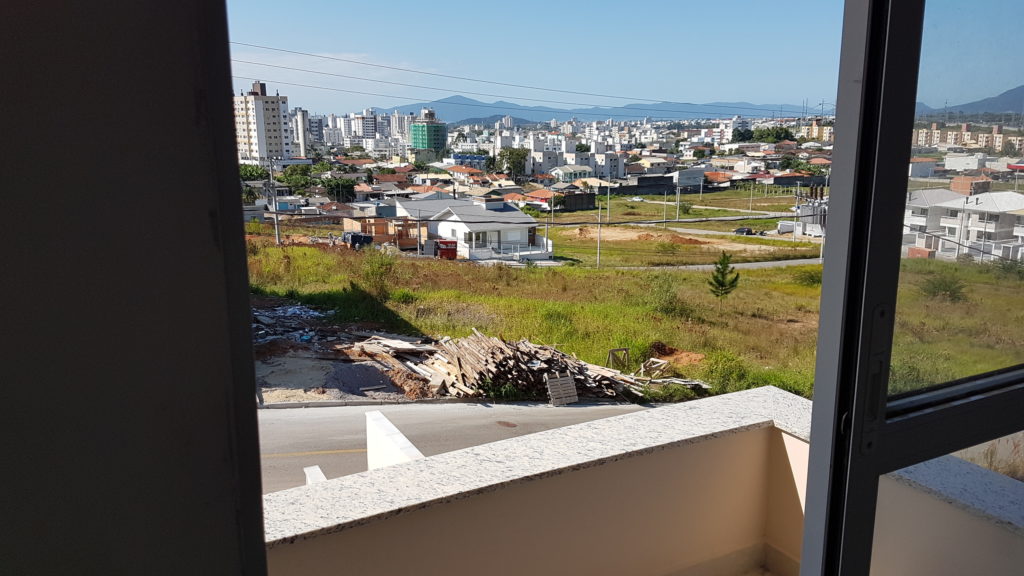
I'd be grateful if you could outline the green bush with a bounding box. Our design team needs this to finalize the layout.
[643,383,699,403]
[920,273,967,302]
[360,250,397,300]
[390,288,419,304]
[697,350,750,394]
[655,242,680,255]
[792,267,823,286]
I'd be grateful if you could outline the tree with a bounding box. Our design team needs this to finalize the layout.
[692,149,706,160]
[241,184,259,204]
[323,178,356,202]
[277,164,313,191]
[752,126,795,143]
[708,251,740,311]
[731,128,754,142]
[575,143,591,153]
[497,147,529,179]
[1002,140,1019,157]
[239,164,268,181]
[312,161,333,174]
[628,154,642,162]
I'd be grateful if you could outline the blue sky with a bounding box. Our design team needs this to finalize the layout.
[227,0,1020,117]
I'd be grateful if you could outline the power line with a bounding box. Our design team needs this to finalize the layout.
[232,59,830,118]
[230,41,836,117]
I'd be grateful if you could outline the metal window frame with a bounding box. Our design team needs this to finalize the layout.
[802,0,1024,574]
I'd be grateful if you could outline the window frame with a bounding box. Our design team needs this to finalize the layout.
[801,0,1024,574]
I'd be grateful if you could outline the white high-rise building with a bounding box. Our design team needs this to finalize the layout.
[233,81,293,163]
[291,107,310,158]
[390,110,414,140]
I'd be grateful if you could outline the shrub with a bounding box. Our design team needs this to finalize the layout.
[643,383,699,403]
[360,250,397,300]
[390,288,418,305]
[920,273,967,302]
[792,267,823,286]
[655,242,680,255]
[697,351,750,394]
[678,201,693,215]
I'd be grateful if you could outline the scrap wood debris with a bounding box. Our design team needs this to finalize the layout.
[334,328,706,401]
[250,301,709,402]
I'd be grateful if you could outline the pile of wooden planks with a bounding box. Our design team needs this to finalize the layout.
[339,329,637,401]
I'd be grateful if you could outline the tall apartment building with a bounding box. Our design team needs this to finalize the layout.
[391,110,414,140]
[233,81,292,163]
[410,108,447,152]
[291,107,310,158]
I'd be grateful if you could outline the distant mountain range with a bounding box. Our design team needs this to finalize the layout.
[376,95,810,124]
[916,85,1024,116]
[365,86,1024,124]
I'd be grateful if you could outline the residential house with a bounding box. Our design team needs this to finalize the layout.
[921,191,1024,260]
[908,157,937,178]
[429,197,551,260]
[901,188,964,246]
[444,164,483,184]
[551,164,593,183]
[373,173,411,188]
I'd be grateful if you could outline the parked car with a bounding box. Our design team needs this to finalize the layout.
[733,227,755,236]
[629,196,645,202]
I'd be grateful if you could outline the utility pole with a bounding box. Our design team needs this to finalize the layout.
[663,186,668,228]
[596,203,602,269]
[606,184,611,223]
[675,184,681,220]
[263,157,282,245]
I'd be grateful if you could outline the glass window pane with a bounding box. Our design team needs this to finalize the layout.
[871,432,1024,575]
[889,0,1024,396]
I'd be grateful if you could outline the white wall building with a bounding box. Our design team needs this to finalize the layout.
[233,81,293,163]
[944,153,988,172]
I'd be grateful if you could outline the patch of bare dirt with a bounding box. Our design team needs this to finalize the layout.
[650,341,705,367]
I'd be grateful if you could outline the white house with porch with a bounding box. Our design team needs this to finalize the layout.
[429,197,552,261]
[911,191,1024,261]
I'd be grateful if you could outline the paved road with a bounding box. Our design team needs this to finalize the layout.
[258,402,647,493]
[614,257,823,271]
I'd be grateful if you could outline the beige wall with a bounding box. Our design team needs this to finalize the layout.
[871,476,1024,576]
[268,427,790,576]
[765,431,809,576]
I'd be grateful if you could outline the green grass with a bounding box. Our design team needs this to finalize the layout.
[248,243,1024,402]
[551,197,747,224]
[248,243,821,398]
[889,258,1024,395]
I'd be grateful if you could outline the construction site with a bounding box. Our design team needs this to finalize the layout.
[252,297,707,406]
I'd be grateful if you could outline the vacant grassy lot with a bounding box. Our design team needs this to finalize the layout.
[890,258,1024,395]
[546,225,819,267]
[248,240,822,397]
[246,240,1022,400]
[669,184,807,212]
[551,197,744,224]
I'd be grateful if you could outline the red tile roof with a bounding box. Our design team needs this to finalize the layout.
[445,165,483,174]
[526,189,562,200]
[374,173,409,183]
[407,185,447,195]
[704,171,733,183]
